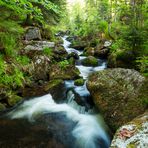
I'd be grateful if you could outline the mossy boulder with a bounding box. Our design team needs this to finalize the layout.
[87,68,148,131]
[84,47,95,56]
[107,50,135,68]
[81,56,98,67]
[49,64,80,80]
[111,111,148,148]
[70,40,88,50]
[74,78,85,86]
[21,79,64,98]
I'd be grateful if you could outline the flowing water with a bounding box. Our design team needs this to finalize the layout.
[0,36,110,148]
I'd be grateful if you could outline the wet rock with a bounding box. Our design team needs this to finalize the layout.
[25,27,42,41]
[0,113,76,148]
[87,68,148,131]
[74,78,85,86]
[81,56,98,67]
[67,52,79,60]
[111,111,148,148]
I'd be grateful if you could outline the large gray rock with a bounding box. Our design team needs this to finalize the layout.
[27,55,51,80]
[111,111,148,148]
[25,27,42,41]
[87,68,148,131]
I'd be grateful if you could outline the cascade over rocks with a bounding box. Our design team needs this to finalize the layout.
[87,68,148,131]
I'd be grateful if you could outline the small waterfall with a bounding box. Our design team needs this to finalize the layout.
[66,90,86,114]
[8,94,110,148]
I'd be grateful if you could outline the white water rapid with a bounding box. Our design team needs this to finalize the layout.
[8,94,110,148]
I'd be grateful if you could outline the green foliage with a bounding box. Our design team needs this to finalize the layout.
[0,55,25,88]
[58,60,69,69]
[74,78,84,86]
[136,56,148,76]
[0,33,17,56]
[16,56,30,65]
[43,47,53,56]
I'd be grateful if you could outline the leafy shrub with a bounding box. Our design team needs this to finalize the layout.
[43,47,53,56]
[136,56,148,76]
[0,56,25,88]
[58,60,69,69]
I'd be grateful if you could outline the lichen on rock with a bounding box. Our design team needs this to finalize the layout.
[87,68,148,131]
[111,112,148,148]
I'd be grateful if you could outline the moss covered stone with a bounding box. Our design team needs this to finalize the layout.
[44,79,64,91]
[0,103,6,111]
[87,68,148,131]
[8,95,22,106]
[74,78,85,86]
[81,56,98,67]
[49,64,80,80]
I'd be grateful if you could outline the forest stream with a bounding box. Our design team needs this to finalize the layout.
[0,36,110,148]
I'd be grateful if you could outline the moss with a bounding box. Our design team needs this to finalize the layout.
[74,78,85,86]
[7,95,22,106]
[44,79,63,91]
[127,143,136,148]
[49,65,80,80]
[0,103,6,111]
[82,56,98,67]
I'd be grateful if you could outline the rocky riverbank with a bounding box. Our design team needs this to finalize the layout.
[0,27,80,111]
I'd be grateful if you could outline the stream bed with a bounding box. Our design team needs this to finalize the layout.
[0,36,110,148]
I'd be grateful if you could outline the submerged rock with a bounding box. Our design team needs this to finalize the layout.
[67,52,79,60]
[81,56,98,67]
[87,68,148,131]
[111,111,148,148]
[21,79,65,101]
